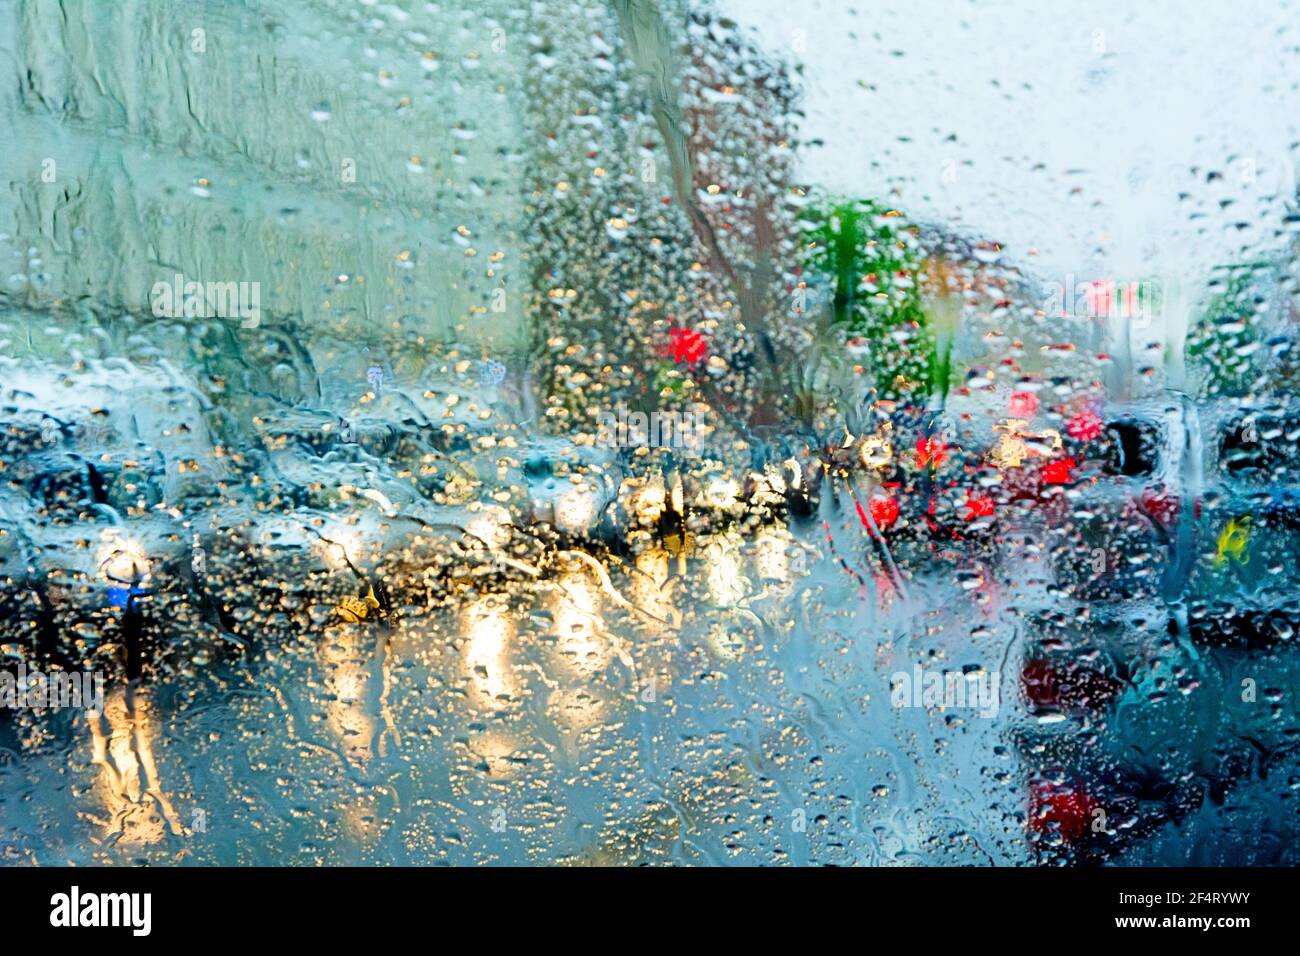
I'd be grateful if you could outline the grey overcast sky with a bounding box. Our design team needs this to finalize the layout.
[722,0,1300,300]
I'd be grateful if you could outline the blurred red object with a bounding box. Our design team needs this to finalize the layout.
[1066,410,1103,442]
[916,436,950,469]
[963,493,995,521]
[664,327,708,365]
[1009,391,1039,418]
[1021,659,1060,708]
[1041,457,1076,484]
[1029,779,1095,842]
[1138,486,1179,528]
[868,495,900,528]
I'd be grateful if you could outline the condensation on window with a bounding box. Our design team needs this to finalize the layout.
[0,0,1297,866]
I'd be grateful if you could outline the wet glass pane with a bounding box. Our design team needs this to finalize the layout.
[1,0,1298,870]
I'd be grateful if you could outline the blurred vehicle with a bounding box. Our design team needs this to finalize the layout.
[1015,391,1300,864]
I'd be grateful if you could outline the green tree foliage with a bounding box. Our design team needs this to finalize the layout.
[800,199,944,403]
[1187,263,1277,398]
